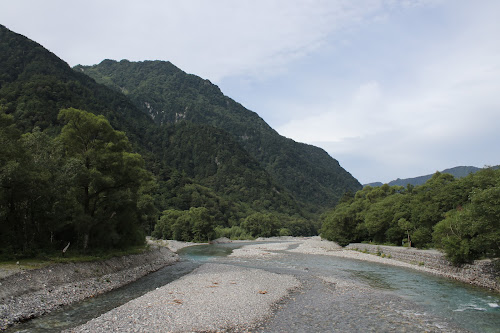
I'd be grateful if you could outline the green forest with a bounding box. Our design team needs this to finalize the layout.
[321,169,500,264]
[0,108,155,255]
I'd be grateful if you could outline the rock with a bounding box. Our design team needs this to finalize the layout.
[210,237,232,244]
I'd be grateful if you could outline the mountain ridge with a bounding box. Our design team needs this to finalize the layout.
[75,59,362,210]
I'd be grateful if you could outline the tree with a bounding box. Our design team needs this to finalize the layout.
[433,185,500,264]
[364,194,401,243]
[241,212,279,238]
[320,203,360,246]
[189,207,215,242]
[0,112,74,256]
[152,207,215,242]
[152,209,184,240]
[0,111,27,254]
[398,218,412,247]
[58,108,151,251]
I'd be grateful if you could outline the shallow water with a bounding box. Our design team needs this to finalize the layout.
[185,243,500,333]
[6,242,500,332]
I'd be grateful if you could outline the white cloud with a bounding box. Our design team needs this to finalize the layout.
[271,1,500,183]
[277,80,389,143]
[0,0,423,82]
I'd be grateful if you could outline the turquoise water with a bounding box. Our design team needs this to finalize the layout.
[182,243,500,333]
[6,242,500,332]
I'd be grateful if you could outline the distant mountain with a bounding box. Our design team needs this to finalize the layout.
[364,166,483,187]
[75,59,362,210]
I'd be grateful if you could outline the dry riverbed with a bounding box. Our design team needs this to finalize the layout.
[68,263,300,332]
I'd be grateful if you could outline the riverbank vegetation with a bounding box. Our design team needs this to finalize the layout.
[320,169,500,264]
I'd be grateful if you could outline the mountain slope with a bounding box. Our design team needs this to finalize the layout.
[75,60,362,210]
[0,26,153,141]
[155,122,301,216]
[0,24,301,220]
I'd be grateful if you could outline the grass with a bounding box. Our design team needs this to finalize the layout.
[0,259,52,271]
[350,247,394,260]
[0,244,150,271]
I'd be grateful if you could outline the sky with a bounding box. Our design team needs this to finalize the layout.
[1,0,499,184]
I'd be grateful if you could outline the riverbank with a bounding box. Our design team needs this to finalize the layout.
[226,237,499,292]
[146,237,208,252]
[0,246,178,331]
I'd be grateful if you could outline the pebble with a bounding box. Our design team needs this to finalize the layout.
[67,263,300,333]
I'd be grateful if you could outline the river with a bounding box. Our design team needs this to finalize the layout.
[6,241,500,332]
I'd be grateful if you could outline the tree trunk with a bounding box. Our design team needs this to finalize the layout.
[83,233,89,252]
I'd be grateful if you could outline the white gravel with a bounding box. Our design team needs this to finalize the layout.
[0,247,178,331]
[287,238,446,275]
[228,237,455,278]
[68,263,300,332]
[228,242,300,258]
[146,237,207,253]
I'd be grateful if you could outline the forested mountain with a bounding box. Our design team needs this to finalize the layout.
[75,60,362,210]
[0,24,358,256]
[364,166,482,187]
[0,24,300,215]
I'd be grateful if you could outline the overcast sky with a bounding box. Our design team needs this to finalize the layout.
[2,0,499,184]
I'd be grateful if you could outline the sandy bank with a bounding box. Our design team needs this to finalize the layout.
[228,241,301,258]
[68,263,300,332]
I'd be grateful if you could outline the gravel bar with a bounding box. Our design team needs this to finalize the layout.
[0,247,178,331]
[67,263,300,332]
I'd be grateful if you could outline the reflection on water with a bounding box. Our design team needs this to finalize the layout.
[177,243,234,259]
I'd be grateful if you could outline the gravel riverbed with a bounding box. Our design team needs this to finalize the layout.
[225,239,471,332]
[67,239,476,332]
[67,263,300,332]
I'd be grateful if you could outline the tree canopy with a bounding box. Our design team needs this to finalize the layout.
[320,169,500,264]
[0,108,154,257]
